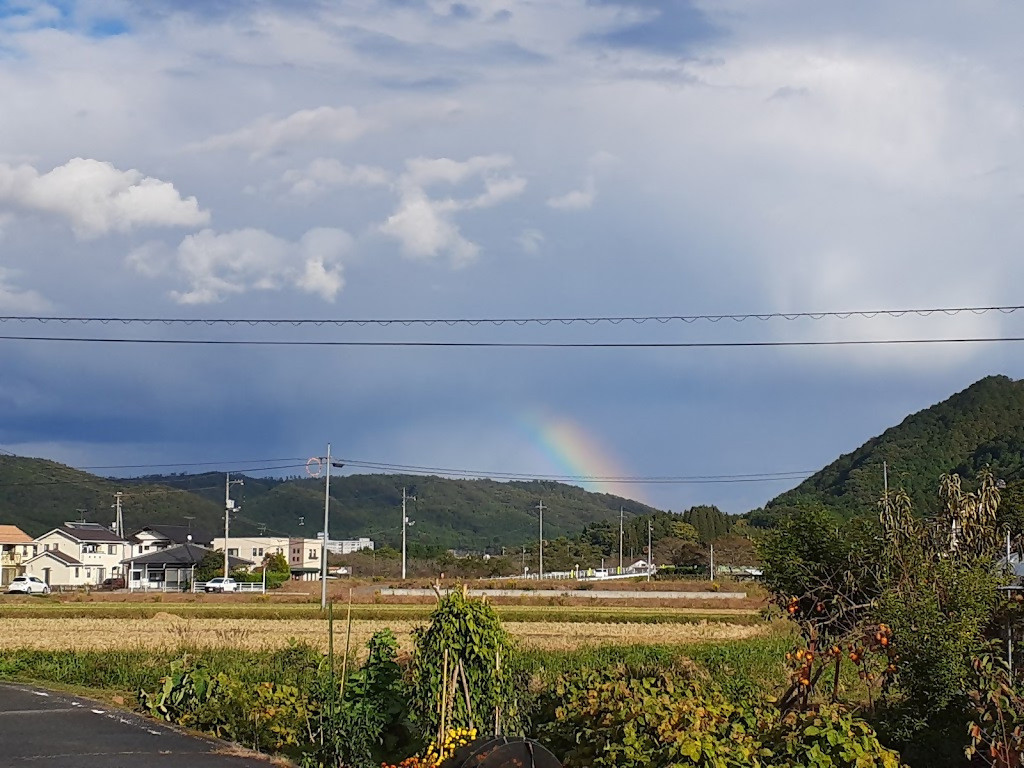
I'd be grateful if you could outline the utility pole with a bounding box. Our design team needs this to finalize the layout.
[113,492,123,539]
[619,507,624,571]
[709,543,715,581]
[402,486,416,580]
[318,443,346,611]
[883,461,889,510]
[537,500,545,579]
[647,519,652,582]
[224,474,243,578]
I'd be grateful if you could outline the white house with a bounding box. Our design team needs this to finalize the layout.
[28,522,129,586]
[130,525,214,557]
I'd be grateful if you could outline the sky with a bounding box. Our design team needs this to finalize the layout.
[2,0,1024,517]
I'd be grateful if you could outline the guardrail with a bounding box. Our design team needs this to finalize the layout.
[191,581,266,593]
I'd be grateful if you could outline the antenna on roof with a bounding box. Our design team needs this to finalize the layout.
[183,515,195,531]
[75,508,87,523]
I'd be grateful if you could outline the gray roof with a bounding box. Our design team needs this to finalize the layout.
[123,543,251,568]
[26,549,83,566]
[130,525,214,547]
[58,522,126,543]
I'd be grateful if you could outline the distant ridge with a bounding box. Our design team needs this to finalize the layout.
[0,455,663,551]
[769,375,1024,517]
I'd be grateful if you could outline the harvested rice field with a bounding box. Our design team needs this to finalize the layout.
[0,615,773,653]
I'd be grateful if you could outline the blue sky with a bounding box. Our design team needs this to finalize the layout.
[2,0,1024,516]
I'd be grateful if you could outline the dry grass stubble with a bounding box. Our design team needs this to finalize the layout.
[0,615,770,653]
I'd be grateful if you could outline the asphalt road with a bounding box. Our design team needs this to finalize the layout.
[0,683,280,767]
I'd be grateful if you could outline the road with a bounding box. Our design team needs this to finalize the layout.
[0,683,281,766]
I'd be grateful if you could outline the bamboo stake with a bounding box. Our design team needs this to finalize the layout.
[458,659,475,731]
[439,649,449,745]
[339,589,354,698]
[494,648,502,736]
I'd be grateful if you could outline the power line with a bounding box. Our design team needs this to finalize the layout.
[0,334,1024,348]
[77,457,307,470]
[0,304,1021,327]
[335,457,811,483]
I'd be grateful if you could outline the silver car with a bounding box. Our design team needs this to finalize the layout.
[7,575,50,595]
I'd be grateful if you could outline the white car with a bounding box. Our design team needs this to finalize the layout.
[204,577,238,593]
[7,575,50,595]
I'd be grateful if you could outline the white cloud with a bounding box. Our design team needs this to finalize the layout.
[279,158,391,197]
[189,106,370,157]
[380,155,526,265]
[0,267,50,312]
[129,227,351,304]
[546,178,596,211]
[0,158,209,239]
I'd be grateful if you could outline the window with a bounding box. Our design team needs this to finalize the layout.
[252,548,258,556]
[83,544,98,553]
[258,548,264,556]
[85,569,91,578]
[132,570,142,581]
[44,543,50,551]
[74,567,80,578]
[308,549,318,559]
[228,548,238,556]
[108,545,117,555]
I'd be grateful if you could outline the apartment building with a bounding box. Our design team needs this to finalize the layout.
[323,537,375,555]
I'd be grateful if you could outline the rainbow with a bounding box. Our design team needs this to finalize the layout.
[523,412,645,503]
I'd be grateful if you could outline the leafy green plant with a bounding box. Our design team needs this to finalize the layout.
[966,652,1024,766]
[408,586,523,742]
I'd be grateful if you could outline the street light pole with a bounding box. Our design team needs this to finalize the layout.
[321,443,332,610]
[537,500,545,579]
[224,474,243,579]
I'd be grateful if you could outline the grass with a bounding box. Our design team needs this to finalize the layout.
[0,634,793,705]
[0,601,760,624]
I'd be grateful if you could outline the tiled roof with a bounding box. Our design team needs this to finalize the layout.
[0,525,33,544]
[124,543,251,568]
[58,522,126,543]
[130,525,214,546]
[26,549,83,566]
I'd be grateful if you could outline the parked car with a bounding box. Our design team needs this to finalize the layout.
[7,575,50,595]
[204,577,238,593]
[100,577,125,590]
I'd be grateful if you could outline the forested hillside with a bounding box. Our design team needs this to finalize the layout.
[0,455,665,551]
[0,455,227,538]
[129,471,664,552]
[768,375,1024,518]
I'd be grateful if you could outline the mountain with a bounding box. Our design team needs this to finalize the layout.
[0,455,226,538]
[125,471,664,552]
[0,455,664,551]
[768,375,1024,518]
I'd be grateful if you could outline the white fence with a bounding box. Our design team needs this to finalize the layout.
[191,581,266,593]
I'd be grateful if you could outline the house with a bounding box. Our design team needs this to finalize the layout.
[29,522,129,586]
[124,543,252,591]
[129,525,214,556]
[288,537,326,581]
[21,549,88,587]
[0,525,36,586]
[211,536,322,580]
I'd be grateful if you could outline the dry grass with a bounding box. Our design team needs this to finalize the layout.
[0,615,771,653]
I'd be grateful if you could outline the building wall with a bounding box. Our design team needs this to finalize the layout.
[33,531,128,583]
[210,536,289,564]
[324,538,375,555]
[23,555,103,586]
